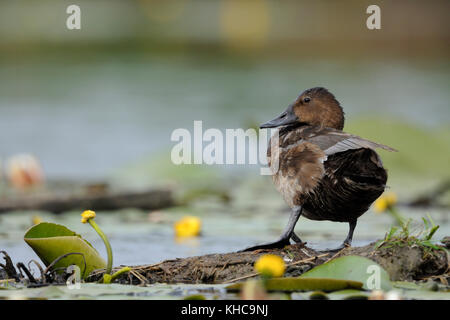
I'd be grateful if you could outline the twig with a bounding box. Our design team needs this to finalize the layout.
[133,261,165,272]
[28,260,45,284]
[287,253,329,267]
[324,247,349,264]
[43,252,87,278]
[16,262,37,283]
[0,279,16,284]
[129,269,148,285]
[0,251,20,281]
[89,261,166,278]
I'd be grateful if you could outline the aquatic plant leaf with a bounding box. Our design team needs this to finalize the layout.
[401,290,450,300]
[0,283,228,300]
[327,289,370,300]
[299,255,392,291]
[308,291,329,299]
[226,277,363,293]
[24,222,106,279]
[392,281,422,290]
[183,294,207,300]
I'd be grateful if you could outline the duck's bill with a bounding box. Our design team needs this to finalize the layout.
[260,110,298,128]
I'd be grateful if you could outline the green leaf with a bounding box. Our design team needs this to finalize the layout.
[387,226,399,240]
[226,277,363,293]
[400,290,450,300]
[184,294,207,300]
[299,256,392,291]
[308,291,329,300]
[392,281,422,290]
[24,222,106,279]
[327,289,370,300]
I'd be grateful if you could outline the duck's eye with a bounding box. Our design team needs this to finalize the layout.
[303,97,311,103]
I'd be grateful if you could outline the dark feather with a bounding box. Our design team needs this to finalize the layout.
[272,125,394,223]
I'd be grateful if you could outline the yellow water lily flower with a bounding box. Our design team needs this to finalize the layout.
[374,192,397,213]
[374,198,388,213]
[80,209,113,277]
[32,215,42,225]
[174,216,202,237]
[254,254,285,278]
[81,210,96,223]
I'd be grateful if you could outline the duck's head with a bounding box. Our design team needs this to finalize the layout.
[260,87,345,130]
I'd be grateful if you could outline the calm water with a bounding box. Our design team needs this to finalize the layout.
[1,53,449,179]
[1,204,449,267]
[1,52,449,268]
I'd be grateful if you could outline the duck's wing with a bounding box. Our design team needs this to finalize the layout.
[305,128,397,156]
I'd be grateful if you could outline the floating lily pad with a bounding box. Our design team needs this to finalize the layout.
[327,289,371,300]
[309,291,329,300]
[226,277,363,293]
[0,283,228,300]
[24,222,106,279]
[392,281,422,290]
[300,255,392,291]
[183,294,207,300]
[402,290,450,300]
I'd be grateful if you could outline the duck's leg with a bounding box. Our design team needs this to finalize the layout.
[342,219,357,247]
[291,232,303,244]
[322,220,357,252]
[240,206,302,252]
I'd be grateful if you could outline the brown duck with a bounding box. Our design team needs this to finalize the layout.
[244,87,396,251]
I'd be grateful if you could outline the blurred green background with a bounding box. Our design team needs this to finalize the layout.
[1,0,449,184]
[0,0,449,265]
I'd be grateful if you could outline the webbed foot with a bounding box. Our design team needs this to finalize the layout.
[239,237,291,252]
[318,241,351,253]
[291,232,304,244]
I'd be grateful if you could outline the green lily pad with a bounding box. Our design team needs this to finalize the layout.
[183,294,207,300]
[308,291,329,300]
[300,256,392,291]
[24,222,106,279]
[392,281,422,290]
[327,289,371,300]
[0,283,228,300]
[226,277,363,292]
[401,290,450,300]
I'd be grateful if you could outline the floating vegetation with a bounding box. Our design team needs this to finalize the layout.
[254,254,286,278]
[174,216,202,238]
[23,222,106,279]
[299,256,392,291]
[227,277,363,293]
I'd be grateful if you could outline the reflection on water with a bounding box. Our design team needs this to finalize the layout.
[1,53,449,179]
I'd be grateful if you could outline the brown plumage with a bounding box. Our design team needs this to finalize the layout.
[243,87,397,251]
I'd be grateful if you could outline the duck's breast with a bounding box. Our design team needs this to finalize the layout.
[268,135,327,207]
[266,124,395,213]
